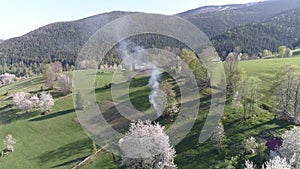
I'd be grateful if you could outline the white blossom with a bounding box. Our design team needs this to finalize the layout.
[39,92,55,112]
[13,92,34,111]
[278,126,300,168]
[3,134,16,152]
[120,120,177,169]
[211,122,226,151]
[244,160,255,169]
[262,156,291,169]
[29,94,40,107]
[0,73,16,85]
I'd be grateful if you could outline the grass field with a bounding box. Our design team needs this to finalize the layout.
[0,57,299,168]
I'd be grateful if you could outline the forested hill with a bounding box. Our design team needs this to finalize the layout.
[1,0,300,76]
[177,4,248,17]
[211,7,300,57]
[182,0,300,38]
[0,11,132,75]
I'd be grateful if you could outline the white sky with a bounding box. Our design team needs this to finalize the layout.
[0,0,262,39]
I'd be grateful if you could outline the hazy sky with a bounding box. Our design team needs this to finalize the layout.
[0,0,262,39]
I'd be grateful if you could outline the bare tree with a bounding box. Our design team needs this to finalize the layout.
[160,80,179,118]
[224,52,244,97]
[44,65,55,89]
[236,75,261,120]
[293,76,300,123]
[272,64,300,122]
[119,120,177,169]
[57,74,73,95]
[44,62,63,89]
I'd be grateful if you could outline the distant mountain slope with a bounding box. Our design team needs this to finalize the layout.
[1,0,300,75]
[0,39,4,43]
[211,7,300,57]
[177,4,248,16]
[182,0,300,38]
[0,11,132,67]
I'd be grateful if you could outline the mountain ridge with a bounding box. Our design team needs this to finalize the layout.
[1,0,300,75]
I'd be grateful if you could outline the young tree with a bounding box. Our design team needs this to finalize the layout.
[211,122,226,152]
[160,80,179,118]
[3,134,16,152]
[243,136,258,154]
[39,92,55,114]
[57,74,73,95]
[224,52,244,97]
[278,126,300,168]
[75,91,84,110]
[44,65,55,89]
[119,120,177,169]
[262,49,273,58]
[180,48,210,89]
[278,46,287,58]
[236,76,261,120]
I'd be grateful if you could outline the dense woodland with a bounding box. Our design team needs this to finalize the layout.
[212,8,300,58]
[0,0,300,76]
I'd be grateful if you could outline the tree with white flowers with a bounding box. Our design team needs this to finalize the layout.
[262,156,291,169]
[245,156,291,169]
[211,122,226,152]
[13,92,34,111]
[278,126,300,168]
[39,92,55,114]
[3,134,16,152]
[119,120,177,169]
[29,94,39,107]
[244,160,255,169]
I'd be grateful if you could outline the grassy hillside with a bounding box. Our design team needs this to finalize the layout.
[0,77,93,169]
[0,57,299,168]
[240,57,300,90]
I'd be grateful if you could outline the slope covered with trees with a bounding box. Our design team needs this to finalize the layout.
[0,11,132,75]
[1,0,300,75]
[212,7,300,57]
[182,0,300,38]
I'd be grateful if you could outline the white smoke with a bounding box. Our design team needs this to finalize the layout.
[148,67,165,117]
[119,41,147,70]
[118,40,166,117]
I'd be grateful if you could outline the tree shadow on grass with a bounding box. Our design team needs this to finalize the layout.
[50,91,65,99]
[29,108,75,121]
[37,138,92,167]
[0,103,13,111]
[0,108,41,124]
[50,156,88,168]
